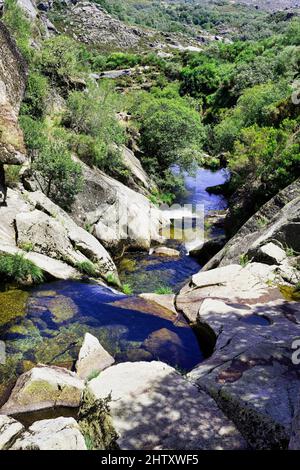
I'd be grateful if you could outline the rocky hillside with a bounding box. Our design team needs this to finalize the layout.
[0,0,299,452]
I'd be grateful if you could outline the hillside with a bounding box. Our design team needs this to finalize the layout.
[0,0,299,453]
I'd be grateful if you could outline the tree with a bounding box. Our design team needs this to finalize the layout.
[32,142,83,209]
[139,98,205,173]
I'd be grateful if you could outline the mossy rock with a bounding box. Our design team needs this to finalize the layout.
[78,389,119,450]
[0,289,29,327]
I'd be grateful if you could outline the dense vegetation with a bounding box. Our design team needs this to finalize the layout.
[2,0,300,212]
[93,0,298,40]
[0,253,44,284]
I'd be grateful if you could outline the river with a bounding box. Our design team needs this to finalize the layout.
[0,167,229,405]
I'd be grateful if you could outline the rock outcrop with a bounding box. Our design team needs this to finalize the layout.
[177,262,280,322]
[76,333,115,381]
[187,298,300,449]
[58,1,147,49]
[204,179,300,281]
[0,364,84,415]
[0,415,24,450]
[71,159,166,253]
[0,21,27,203]
[87,361,247,450]
[11,417,87,450]
[0,187,118,280]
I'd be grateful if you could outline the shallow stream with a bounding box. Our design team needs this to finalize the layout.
[0,167,229,404]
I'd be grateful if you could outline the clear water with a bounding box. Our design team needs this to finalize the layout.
[0,167,229,403]
[0,280,205,404]
[119,167,229,294]
[240,314,270,326]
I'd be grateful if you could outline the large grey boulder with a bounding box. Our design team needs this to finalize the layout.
[0,187,118,281]
[204,179,300,274]
[119,145,152,191]
[1,365,84,415]
[63,1,147,49]
[11,417,87,450]
[71,159,166,252]
[0,243,80,280]
[76,333,115,380]
[17,0,37,19]
[177,262,279,323]
[0,415,24,450]
[16,209,89,265]
[27,190,117,277]
[186,295,300,449]
[87,361,247,450]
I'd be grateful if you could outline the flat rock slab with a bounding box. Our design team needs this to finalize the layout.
[0,415,24,450]
[177,263,281,322]
[88,361,247,450]
[188,299,300,449]
[11,417,87,450]
[1,365,84,415]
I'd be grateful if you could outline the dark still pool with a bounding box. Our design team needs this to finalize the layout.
[0,280,204,403]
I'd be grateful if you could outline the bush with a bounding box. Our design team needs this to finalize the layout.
[75,261,98,277]
[2,0,32,59]
[35,35,87,86]
[138,98,205,173]
[32,141,83,209]
[21,71,49,118]
[0,253,44,284]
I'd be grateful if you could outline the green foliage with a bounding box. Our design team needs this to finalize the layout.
[122,283,133,295]
[18,242,34,252]
[64,83,127,176]
[75,261,98,277]
[105,273,120,287]
[214,82,290,153]
[136,97,205,173]
[0,253,44,284]
[239,254,250,268]
[21,71,50,118]
[32,140,83,210]
[35,35,88,86]
[155,285,173,295]
[2,0,32,58]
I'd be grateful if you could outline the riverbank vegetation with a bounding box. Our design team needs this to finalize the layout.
[0,253,44,284]
[2,0,299,212]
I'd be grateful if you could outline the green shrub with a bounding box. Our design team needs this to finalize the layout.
[155,285,173,295]
[122,283,133,295]
[21,71,49,118]
[137,98,205,173]
[0,253,44,284]
[18,242,34,252]
[2,0,32,59]
[35,35,87,86]
[32,141,83,210]
[75,261,98,277]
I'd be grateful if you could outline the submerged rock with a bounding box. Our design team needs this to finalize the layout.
[151,246,181,257]
[76,333,115,381]
[11,417,87,450]
[1,364,84,415]
[189,236,226,264]
[87,361,247,450]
